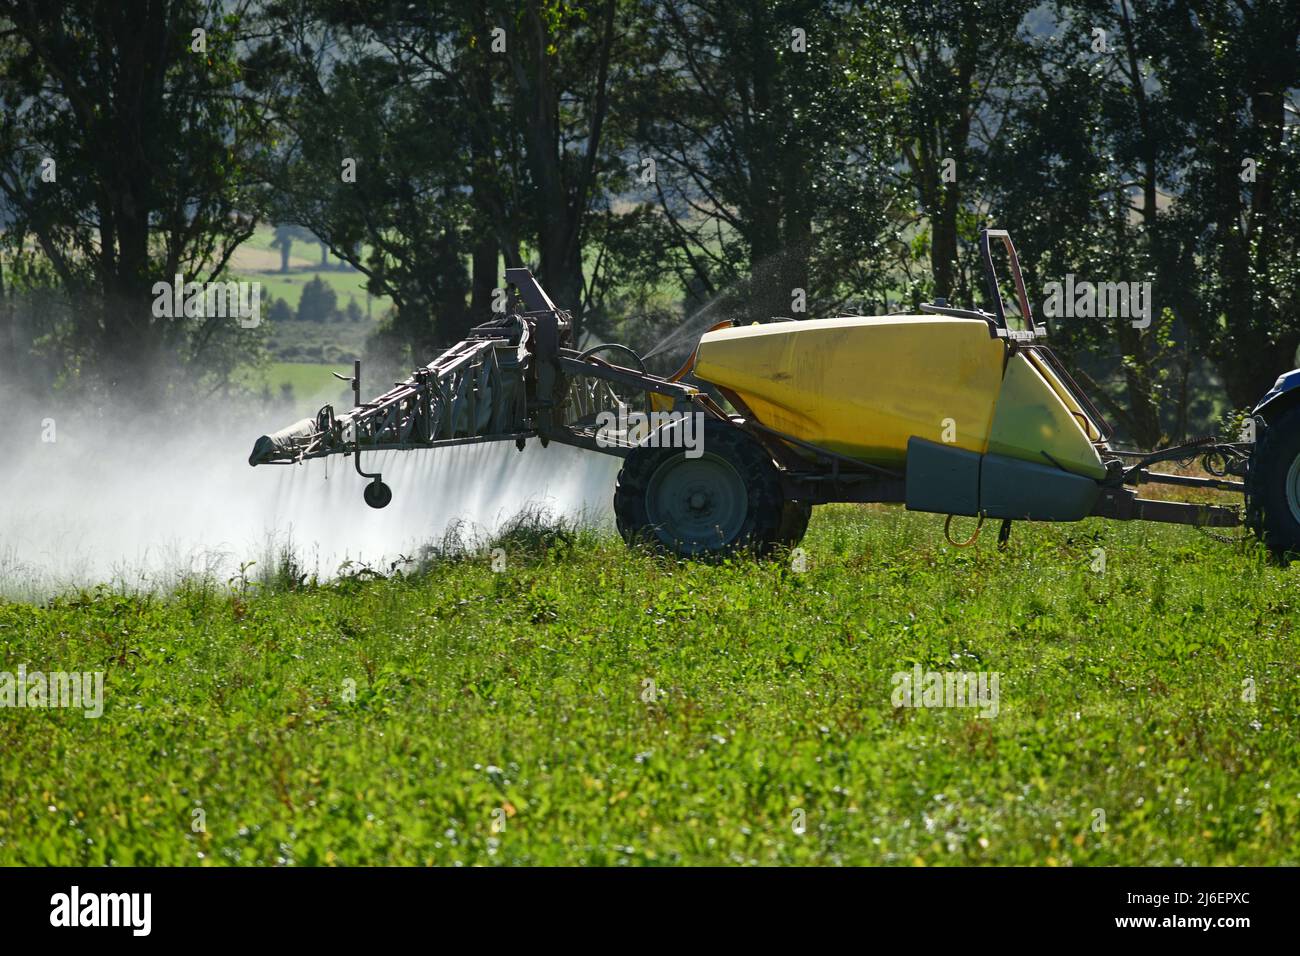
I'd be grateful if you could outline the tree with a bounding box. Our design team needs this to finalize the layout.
[1153,0,1300,409]
[267,297,293,324]
[501,0,621,322]
[297,276,338,323]
[637,0,904,325]
[889,0,1038,305]
[262,0,641,367]
[269,223,312,273]
[0,0,275,399]
[986,0,1300,444]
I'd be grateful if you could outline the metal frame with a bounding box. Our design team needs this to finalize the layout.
[249,268,727,489]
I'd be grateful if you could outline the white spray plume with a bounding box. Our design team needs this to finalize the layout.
[0,404,621,601]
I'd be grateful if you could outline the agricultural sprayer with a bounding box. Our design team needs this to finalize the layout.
[249,230,1300,558]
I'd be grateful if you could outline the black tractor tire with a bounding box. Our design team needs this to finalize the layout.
[1246,405,1300,557]
[614,418,785,558]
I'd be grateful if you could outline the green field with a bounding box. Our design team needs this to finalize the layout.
[252,271,381,314]
[237,361,353,408]
[231,223,393,317]
[2,507,1298,866]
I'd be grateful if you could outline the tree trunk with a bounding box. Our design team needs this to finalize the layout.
[470,236,499,321]
[931,189,959,302]
[510,0,615,329]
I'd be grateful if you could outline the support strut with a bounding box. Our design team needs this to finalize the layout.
[334,360,391,508]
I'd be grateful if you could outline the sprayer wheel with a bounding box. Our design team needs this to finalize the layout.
[614,419,784,558]
[363,480,393,509]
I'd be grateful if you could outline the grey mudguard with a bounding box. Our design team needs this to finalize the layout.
[905,437,981,516]
[979,453,1100,521]
[905,437,1100,521]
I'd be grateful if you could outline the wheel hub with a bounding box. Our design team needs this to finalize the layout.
[644,452,748,553]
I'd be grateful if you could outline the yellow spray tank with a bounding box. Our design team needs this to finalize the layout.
[682,229,1122,528]
[694,314,1107,480]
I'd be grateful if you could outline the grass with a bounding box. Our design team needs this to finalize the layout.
[250,270,381,312]
[1,505,1298,866]
[266,317,372,363]
[231,224,393,317]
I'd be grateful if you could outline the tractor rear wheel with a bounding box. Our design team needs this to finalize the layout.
[614,419,785,558]
[1247,405,1300,557]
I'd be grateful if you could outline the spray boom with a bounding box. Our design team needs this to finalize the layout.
[248,268,712,508]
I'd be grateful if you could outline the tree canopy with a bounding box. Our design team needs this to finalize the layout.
[1,0,1297,441]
